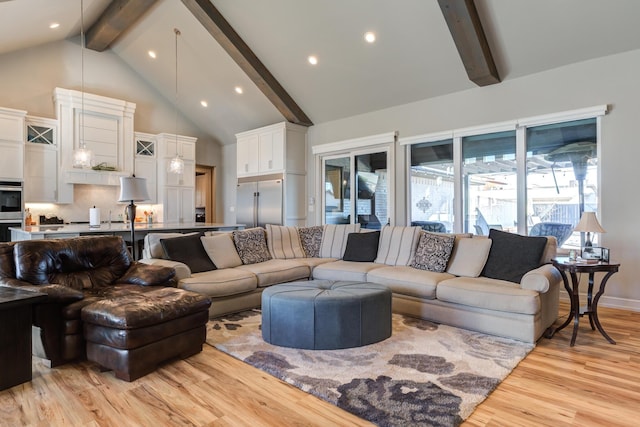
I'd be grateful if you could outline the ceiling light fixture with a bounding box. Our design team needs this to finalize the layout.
[72,0,93,169]
[148,50,157,59]
[49,23,60,29]
[308,55,318,65]
[200,100,208,107]
[234,86,243,94]
[168,28,184,175]
[364,32,376,43]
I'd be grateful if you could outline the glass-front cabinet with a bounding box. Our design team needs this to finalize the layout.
[24,117,58,203]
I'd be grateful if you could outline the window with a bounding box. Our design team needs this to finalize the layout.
[409,139,454,232]
[405,106,605,249]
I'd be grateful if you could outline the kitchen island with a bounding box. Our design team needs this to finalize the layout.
[10,222,245,259]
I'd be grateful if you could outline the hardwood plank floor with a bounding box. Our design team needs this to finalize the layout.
[1,302,639,426]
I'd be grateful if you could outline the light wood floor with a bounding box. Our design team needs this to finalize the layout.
[2,301,639,426]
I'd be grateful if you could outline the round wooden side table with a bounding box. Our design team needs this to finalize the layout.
[547,258,620,346]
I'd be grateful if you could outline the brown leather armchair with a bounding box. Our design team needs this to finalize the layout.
[0,235,176,367]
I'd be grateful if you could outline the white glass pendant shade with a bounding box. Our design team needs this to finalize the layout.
[168,154,184,174]
[73,144,93,168]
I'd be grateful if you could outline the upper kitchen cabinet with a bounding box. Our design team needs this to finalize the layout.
[53,88,135,202]
[0,107,27,181]
[156,133,196,188]
[134,132,157,204]
[236,122,307,177]
[24,116,58,202]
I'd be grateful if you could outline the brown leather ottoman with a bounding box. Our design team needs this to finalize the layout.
[81,287,211,381]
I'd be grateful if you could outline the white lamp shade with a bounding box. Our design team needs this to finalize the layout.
[118,176,150,202]
[574,211,606,233]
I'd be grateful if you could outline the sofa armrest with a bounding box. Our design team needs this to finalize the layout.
[138,258,192,281]
[116,262,178,287]
[1,279,84,304]
[520,264,562,293]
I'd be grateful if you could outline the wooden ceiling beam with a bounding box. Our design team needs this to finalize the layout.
[86,0,158,52]
[438,0,500,86]
[181,0,313,127]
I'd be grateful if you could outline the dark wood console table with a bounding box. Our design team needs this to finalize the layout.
[547,258,620,346]
[0,287,47,390]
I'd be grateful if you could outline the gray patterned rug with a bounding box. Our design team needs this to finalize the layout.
[206,310,533,427]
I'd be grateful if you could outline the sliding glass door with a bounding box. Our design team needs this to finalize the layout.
[322,149,390,227]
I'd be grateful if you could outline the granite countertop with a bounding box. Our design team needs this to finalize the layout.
[11,222,244,234]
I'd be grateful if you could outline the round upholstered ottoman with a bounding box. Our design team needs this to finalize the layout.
[261,280,392,350]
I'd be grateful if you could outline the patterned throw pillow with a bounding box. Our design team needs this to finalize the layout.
[410,232,455,273]
[297,226,324,257]
[232,228,272,265]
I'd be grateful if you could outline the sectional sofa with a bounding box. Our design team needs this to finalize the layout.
[141,224,562,343]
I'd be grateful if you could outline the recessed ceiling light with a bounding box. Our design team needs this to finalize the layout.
[49,23,60,29]
[364,32,376,43]
[308,55,318,65]
[200,100,208,107]
[148,50,157,59]
[235,86,243,94]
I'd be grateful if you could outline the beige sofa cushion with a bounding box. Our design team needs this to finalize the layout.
[235,259,310,287]
[319,224,360,258]
[445,237,492,277]
[312,260,384,282]
[437,276,540,315]
[374,225,422,266]
[266,224,305,259]
[201,234,243,268]
[367,266,455,299]
[179,268,257,297]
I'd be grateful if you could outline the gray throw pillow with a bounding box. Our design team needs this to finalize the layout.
[160,233,216,273]
[481,229,547,283]
[410,232,455,273]
[232,227,272,265]
[342,231,380,262]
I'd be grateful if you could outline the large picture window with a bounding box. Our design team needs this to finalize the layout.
[405,106,605,250]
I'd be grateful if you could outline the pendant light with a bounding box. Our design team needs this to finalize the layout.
[168,28,185,174]
[72,0,93,169]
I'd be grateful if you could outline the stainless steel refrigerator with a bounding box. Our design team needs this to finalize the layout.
[236,174,283,228]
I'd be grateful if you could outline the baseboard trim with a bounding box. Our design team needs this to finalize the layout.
[559,293,640,312]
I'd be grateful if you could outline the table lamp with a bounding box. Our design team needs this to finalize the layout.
[574,211,606,252]
[118,176,150,260]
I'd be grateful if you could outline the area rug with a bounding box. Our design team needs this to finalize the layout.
[206,310,534,427]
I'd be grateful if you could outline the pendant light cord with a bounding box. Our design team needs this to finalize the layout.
[174,28,180,155]
[80,0,85,150]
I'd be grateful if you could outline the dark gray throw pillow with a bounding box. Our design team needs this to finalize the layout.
[481,229,547,283]
[342,231,380,262]
[161,233,216,273]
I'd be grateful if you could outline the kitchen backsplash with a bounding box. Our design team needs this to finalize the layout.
[26,184,158,225]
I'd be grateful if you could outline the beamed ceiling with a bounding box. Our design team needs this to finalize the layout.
[2,0,640,146]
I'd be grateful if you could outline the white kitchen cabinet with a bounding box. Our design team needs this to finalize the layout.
[0,107,27,181]
[236,121,306,177]
[134,133,157,204]
[236,133,259,175]
[162,186,195,224]
[24,117,58,202]
[155,133,197,223]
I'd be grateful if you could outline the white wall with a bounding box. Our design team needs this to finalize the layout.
[306,48,640,308]
[0,39,223,219]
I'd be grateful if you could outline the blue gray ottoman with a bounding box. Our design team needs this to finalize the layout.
[261,280,392,350]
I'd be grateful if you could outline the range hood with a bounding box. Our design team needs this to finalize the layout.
[64,169,129,186]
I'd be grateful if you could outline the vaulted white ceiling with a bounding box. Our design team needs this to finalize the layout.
[2,0,640,145]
